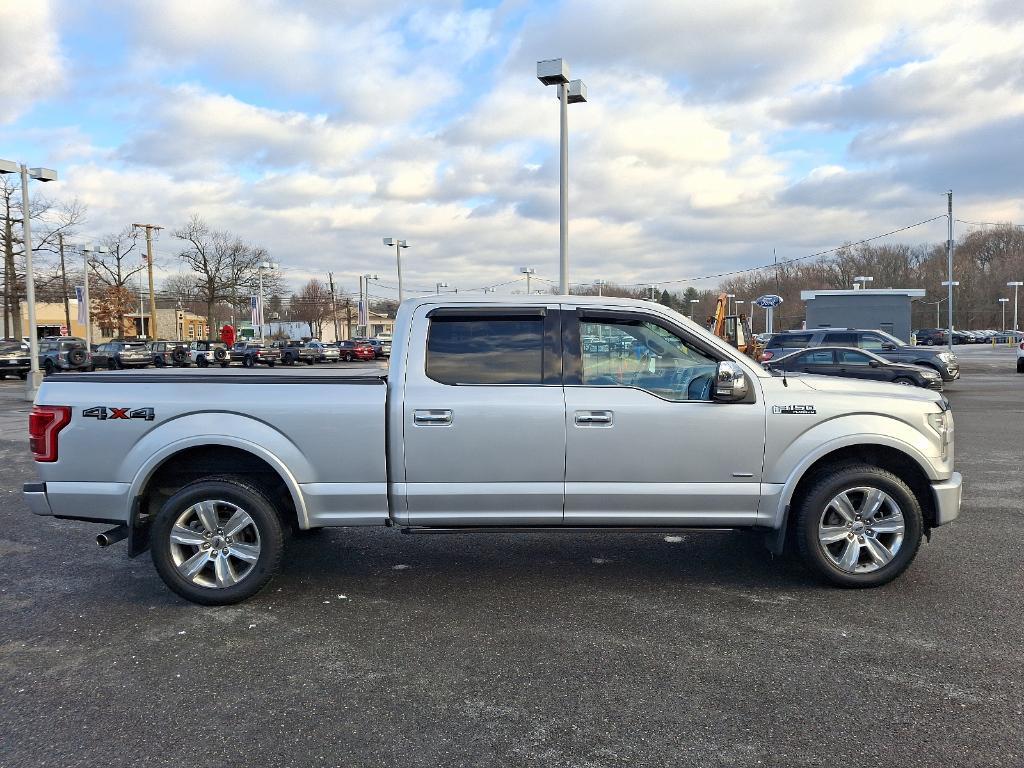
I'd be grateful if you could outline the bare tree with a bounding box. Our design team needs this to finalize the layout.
[292,279,333,338]
[1,177,85,337]
[86,227,144,337]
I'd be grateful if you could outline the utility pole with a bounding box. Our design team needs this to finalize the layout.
[57,233,71,335]
[946,192,954,353]
[328,272,340,341]
[132,223,162,339]
[343,297,352,340]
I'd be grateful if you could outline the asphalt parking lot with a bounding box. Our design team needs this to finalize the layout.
[0,350,1021,767]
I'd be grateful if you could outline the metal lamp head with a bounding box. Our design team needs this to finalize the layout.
[398,240,409,248]
[0,159,19,174]
[567,79,587,104]
[29,168,58,182]
[382,238,394,247]
[537,58,569,85]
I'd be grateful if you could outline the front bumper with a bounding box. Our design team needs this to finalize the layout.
[931,472,962,525]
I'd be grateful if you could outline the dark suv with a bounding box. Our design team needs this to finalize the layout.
[762,328,960,381]
[273,340,317,365]
[149,340,190,367]
[229,342,281,368]
[0,340,31,379]
[92,340,153,369]
[39,337,93,375]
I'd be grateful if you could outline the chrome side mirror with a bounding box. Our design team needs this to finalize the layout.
[714,360,749,402]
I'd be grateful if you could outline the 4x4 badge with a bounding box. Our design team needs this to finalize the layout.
[773,405,816,415]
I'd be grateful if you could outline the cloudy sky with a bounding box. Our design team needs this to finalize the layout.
[2,0,1022,299]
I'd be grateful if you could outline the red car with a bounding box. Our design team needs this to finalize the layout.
[337,340,377,361]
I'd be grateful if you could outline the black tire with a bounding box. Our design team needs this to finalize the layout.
[17,371,28,380]
[243,356,255,368]
[1017,359,1024,373]
[150,476,285,605]
[68,348,87,366]
[197,357,209,368]
[107,359,117,371]
[267,361,276,368]
[155,357,165,368]
[795,463,923,588]
[892,377,916,386]
[0,372,5,380]
[43,360,55,377]
[305,358,314,365]
[214,347,227,362]
[171,348,188,365]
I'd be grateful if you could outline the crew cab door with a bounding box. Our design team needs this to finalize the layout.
[398,305,565,526]
[562,309,766,525]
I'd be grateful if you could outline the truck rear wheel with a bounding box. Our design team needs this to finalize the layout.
[150,477,284,605]
[794,463,922,588]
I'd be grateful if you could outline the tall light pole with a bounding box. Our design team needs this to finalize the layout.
[946,191,955,352]
[689,298,699,319]
[519,266,535,295]
[0,160,57,400]
[257,261,277,341]
[79,244,109,349]
[594,279,606,296]
[537,58,587,295]
[382,238,409,303]
[435,281,448,294]
[1008,281,1022,331]
[359,274,379,337]
[854,275,873,290]
[999,298,1009,331]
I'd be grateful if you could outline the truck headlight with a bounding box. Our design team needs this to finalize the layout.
[927,410,952,460]
[937,352,953,362]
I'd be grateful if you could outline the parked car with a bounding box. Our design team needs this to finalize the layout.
[229,342,281,368]
[762,328,959,381]
[307,340,340,362]
[336,340,376,361]
[354,338,386,359]
[39,337,92,375]
[24,295,961,604]
[994,330,1024,344]
[189,340,230,368]
[0,340,31,379]
[92,340,154,370]
[374,334,392,356]
[764,347,943,391]
[914,328,947,346]
[272,340,317,365]
[149,340,190,367]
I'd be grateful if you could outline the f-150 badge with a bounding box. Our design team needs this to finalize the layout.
[773,405,816,415]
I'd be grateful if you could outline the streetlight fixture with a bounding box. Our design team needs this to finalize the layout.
[79,244,109,349]
[1008,281,1023,331]
[689,298,699,319]
[594,279,606,297]
[854,275,873,290]
[382,238,410,303]
[941,280,959,351]
[519,266,535,294]
[0,159,58,400]
[435,281,449,294]
[536,58,587,295]
[999,298,1009,331]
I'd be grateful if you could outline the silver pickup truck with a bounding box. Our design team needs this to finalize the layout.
[23,296,962,604]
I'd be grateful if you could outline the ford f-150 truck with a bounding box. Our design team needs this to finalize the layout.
[23,296,962,605]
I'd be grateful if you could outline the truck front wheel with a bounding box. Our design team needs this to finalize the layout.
[150,477,284,605]
[795,464,923,588]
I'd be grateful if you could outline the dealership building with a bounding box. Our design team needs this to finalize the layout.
[800,288,926,343]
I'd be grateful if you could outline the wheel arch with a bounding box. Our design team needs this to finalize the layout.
[765,441,937,554]
[128,438,310,555]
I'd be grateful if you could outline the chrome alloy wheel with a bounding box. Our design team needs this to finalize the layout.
[169,500,262,589]
[817,486,905,574]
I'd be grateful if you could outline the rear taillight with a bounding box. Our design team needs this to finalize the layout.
[761,350,774,360]
[29,405,71,462]
[1019,342,1023,351]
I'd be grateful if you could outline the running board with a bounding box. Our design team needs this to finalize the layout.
[400,525,738,535]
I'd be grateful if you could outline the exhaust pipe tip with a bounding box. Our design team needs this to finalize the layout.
[97,525,129,547]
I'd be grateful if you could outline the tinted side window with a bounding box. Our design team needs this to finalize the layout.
[860,333,888,351]
[427,316,544,385]
[797,350,834,365]
[837,350,871,365]
[823,332,857,345]
[768,334,812,348]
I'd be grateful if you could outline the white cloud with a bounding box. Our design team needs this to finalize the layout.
[0,0,64,124]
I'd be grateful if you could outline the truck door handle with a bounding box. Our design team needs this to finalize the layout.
[575,410,613,426]
[413,409,453,425]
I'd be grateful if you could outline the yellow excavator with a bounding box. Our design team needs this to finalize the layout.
[705,293,759,359]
